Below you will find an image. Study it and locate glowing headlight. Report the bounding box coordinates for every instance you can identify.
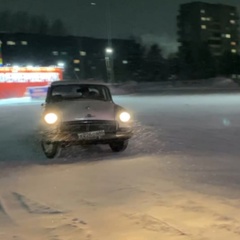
[119,112,131,122]
[44,113,58,124]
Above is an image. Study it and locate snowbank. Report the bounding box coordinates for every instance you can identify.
[109,77,240,95]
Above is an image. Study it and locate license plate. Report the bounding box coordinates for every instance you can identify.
[78,130,105,140]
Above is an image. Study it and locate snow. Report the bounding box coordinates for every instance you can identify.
[1,92,240,239]
[0,97,42,106]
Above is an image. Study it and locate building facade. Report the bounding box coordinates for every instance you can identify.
[0,33,136,81]
[177,2,239,57]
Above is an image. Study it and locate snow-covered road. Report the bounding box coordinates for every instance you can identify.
[1,93,240,240]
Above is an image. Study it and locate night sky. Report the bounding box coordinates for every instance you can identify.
[1,0,240,53]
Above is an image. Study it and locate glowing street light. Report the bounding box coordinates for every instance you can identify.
[105,47,113,54]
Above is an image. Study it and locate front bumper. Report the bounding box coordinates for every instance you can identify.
[40,120,133,143]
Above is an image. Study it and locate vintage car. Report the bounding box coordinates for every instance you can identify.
[40,81,133,158]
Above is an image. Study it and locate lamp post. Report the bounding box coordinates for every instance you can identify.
[90,1,114,82]
[105,47,114,83]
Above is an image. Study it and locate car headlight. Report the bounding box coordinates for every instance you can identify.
[44,113,58,125]
[119,112,131,123]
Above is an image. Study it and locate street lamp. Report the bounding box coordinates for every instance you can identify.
[105,47,114,83]
[105,47,113,54]
[88,0,114,82]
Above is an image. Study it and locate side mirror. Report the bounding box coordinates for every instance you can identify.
[41,103,45,107]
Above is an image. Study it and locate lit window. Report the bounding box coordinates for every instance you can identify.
[231,41,237,46]
[7,41,16,46]
[73,59,80,64]
[74,68,80,72]
[225,34,231,38]
[201,9,205,14]
[52,51,59,56]
[201,25,207,29]
[230,13,235,16]
[122,60,128,64]
[21,41,28,45]
[231,49,237,53]
[80,51,87,56]
[201,17,211,21]
[61,52,67,55]
[230,20,236,24]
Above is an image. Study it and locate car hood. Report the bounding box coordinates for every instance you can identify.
[49,100,116,122]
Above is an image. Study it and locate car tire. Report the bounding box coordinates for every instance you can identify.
[109,140,128,152]
[41,140,60,159]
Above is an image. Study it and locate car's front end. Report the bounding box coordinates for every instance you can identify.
[40,116,133,145]
[39,83,133,158]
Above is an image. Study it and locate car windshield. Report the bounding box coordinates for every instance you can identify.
[49,84,111,102]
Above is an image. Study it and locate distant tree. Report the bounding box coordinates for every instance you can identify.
[218,51,240,76]
[126,41,146,82]
[114,58,129,82]
[179,43,216,80]
[29,15,42,34]
[29,15,50,34]
[167,53,180,81]
[0,11,12,32]
[0,11,63,35]
[196,43,216,79]
[178,45,194,79]
[50,19,67,36]
[38,15,50,34]
[10,11,30,33]
[144,44,166,81]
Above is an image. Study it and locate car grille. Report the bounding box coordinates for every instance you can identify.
[60,120,118,133]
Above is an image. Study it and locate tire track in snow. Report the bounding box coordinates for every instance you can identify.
[1,192,92,240]
[0,198,13,226]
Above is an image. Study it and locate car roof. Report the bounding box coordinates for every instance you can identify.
[50,81,108,87]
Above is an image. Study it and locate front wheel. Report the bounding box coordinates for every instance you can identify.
[41,140,60,159]
[109,140,128,152]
